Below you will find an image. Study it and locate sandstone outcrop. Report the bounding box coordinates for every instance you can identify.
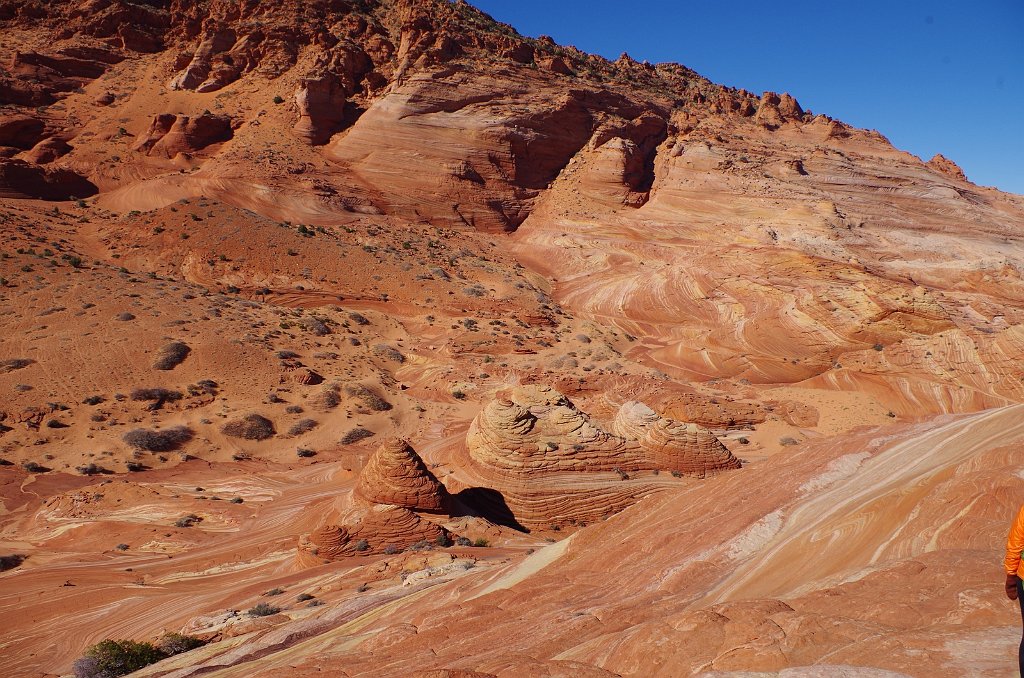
[134,113,233,158]
[355,438,450,513]
[927,153,967,181]
[457,385,738,527]
[298,439,451,564]
[0,159,96,200]
[23,137,72,164]
[467,385,736,478]
[0,115,45,149]
[297,503,447,565]
[293,76,348,145]
[611,401,741,475]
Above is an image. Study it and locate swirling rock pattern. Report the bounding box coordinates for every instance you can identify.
[459,385,738,527]
[467,385,736,478]
[297,504,447,565]
[611,401,741,476]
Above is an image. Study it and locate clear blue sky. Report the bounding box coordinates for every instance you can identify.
[471,1,1024,195]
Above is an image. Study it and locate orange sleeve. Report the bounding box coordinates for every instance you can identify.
[1005,504,1024,576]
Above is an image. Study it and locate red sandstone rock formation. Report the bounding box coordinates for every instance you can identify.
[134,113,233,158]
[355,438,451,513]
[298,439,451,564]
[927,153,968,181]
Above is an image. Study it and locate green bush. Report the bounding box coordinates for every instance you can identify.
[74,639,166,677]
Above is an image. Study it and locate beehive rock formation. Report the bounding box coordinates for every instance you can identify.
[298,439,451,565]
[355,438,450,513]
[455,385,739,527]
[467,385,737,478]
[611,401,741,476]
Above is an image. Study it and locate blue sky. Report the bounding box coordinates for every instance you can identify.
[471,1,1024,195]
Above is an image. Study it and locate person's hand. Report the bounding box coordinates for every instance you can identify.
[1007,573,1019,601]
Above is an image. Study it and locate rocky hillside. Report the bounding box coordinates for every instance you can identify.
[1,1,1023,676]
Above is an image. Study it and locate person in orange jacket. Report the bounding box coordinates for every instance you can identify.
[1006,504,1024,675]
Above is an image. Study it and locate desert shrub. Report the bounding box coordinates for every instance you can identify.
[130,387,182,410]
[455,536,472,547]
[472,538,490,548]
[0,554,25,570]
[287,418,318,436]
[272,95,284,104]
[296,448,316,458]
[451,389,466,400]
[276,350,299,359]
[264,587,284,596]
[115,543,129,551]
[353,539,369,552]
[382,544,401,555]
[247,602,280,617]
[156,633,206,656]
[348,311,369,326]
[285,404,304,414]
[123,426,193,451]
[296,593,315,602]
[779,437,800,446]
[47,418,67,428]
[314,387,341,411]
[152,342,191,370]
[409,540,432,551]
[372,344,404,363]
[435,533,452,547]
[339,427,374,445]
[0,358,34,373]
[230,497,243,504]
[221,414,275,440]
[345,384,391,412]
[114,312,135,321]
[74,639,166,678]
[174,514,201,528]
[22,461,49,473]
[125,461,145,472]
[82,394,104,405]
[300,316,330,336]
[76,463,106,476]
[873,343,884,351]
